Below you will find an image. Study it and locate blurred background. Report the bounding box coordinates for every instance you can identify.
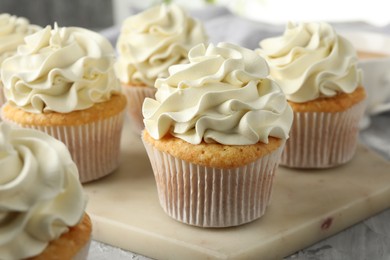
[1,0,390,31]
[0,0,113,30]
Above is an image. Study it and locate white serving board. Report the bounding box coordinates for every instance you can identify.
[83,119,390,259]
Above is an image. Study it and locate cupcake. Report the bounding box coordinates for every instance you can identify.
[142,43,293,227]
[115,3,208,133]
[0,122,91,259]
[1,24,126,183]
[257,22,366,168]
[0,13,40,107]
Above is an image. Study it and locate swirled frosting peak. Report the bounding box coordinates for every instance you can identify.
[115,3,208,86]
[0,122,86,259]
[257,22,361,103]
[143,43,293,145]
[1,23,121,113]
[0,13,40,65]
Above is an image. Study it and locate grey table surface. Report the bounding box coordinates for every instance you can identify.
[90,6,390,259]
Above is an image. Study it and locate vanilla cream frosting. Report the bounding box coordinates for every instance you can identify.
[0,122,86,259]
[0,13,40,65]
[143,43,293,145]
[257,22,361,103]
[115,4,208,86]
[1,24,121,113]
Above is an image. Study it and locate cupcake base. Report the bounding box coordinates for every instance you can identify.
[1,94,127,183]
[28,213,92,260]
[142,132,285,228]
[281,88,366,168]
[122,84,157,134]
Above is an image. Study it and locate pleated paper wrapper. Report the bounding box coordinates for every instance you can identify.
[2,111,125,183]
[122,85,156,134]
[142,137,286,228]
[281,100,366,168]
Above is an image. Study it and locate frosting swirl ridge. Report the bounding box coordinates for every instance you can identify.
[115,4,208,86]
[2,24,120,113]
[0,13,40,65]
[257,22,361,103]
[143,43,293,145]
[0,122,86,259]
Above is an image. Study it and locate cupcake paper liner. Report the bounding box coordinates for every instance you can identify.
[142,137,285,228]
[280,100,366,168]
[2,111,125,183]
[122,85,157,134]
